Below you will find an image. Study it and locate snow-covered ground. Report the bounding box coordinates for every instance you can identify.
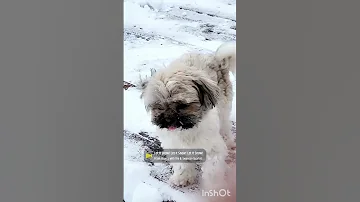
[124,0,236,201]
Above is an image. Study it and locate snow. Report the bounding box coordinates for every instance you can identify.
[124,0,236,201]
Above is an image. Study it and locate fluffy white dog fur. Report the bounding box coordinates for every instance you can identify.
[141,42,236,189]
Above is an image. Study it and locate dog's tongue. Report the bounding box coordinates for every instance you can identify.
[168,126,177,131]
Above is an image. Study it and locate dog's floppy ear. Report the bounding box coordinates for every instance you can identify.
[138,68,157,99]
[193,77,221,109]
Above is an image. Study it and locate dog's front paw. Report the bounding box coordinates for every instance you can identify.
[169,171,196,187]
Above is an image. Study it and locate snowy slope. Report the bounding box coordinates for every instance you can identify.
[124,0,236,201]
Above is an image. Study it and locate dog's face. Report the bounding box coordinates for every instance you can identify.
[142,66,220,130]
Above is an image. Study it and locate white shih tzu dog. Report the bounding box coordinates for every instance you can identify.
[141,42,236,188]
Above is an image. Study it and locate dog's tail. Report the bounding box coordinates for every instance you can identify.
[215,42,236,76]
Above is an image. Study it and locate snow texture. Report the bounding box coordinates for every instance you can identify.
[124,0,236,201]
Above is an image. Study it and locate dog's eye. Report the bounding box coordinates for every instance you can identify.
[156,106,165,111]
[151,104,165,111]
[177,104,188,110]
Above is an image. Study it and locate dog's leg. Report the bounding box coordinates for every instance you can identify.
[220,108,236,149]
[200,147,228,190]
[169,163,197,187]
